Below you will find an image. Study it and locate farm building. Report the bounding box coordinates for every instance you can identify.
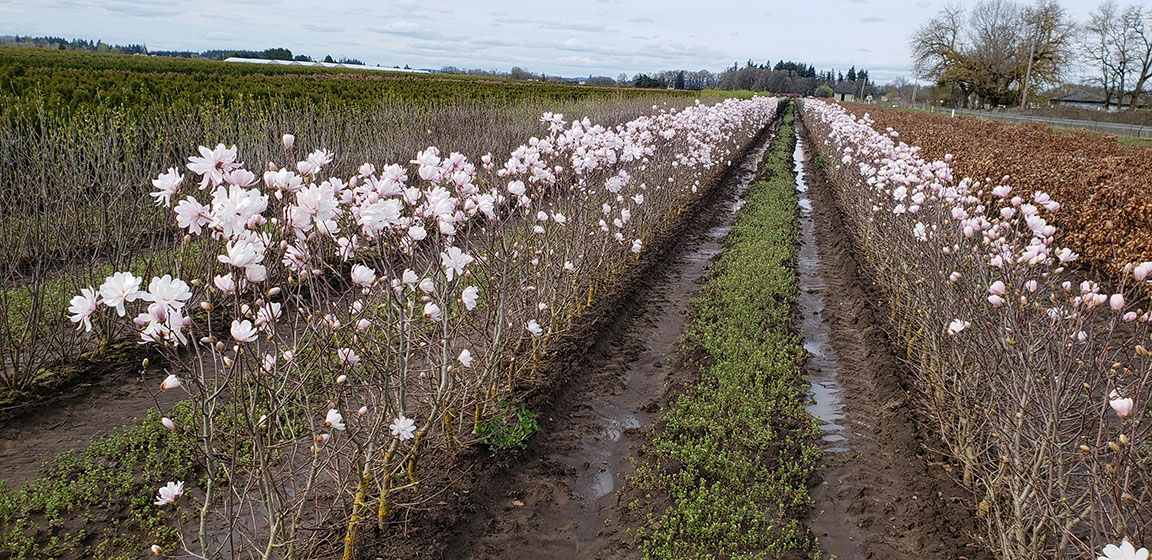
[1050,89,1148,111]
[833,82,857,102]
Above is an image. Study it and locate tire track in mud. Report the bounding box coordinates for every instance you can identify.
[446,123,779,560]
[796,114,991,560]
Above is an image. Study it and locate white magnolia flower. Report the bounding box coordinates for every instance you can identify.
[99,272,145,317]
[390,415,417,440]
[231,319,258,343]
[68,287,100,332]
[526,319,543,337]
[440,246,474,281]
[337,347,360,367]
[154,481,184,506]
[350,264,376,288]
[1099,540,1150,560]
[325,408,345,431]
[947,319,969,335]
[461,286,479,310]
[144,275,192,313]
[213,273,236,294]
[160,374,182,391]
[458,349,473,367]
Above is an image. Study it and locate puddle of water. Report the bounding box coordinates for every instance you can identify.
[793,121,864,557]
[794,126,851,449]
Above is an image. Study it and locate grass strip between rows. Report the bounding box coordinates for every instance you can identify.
[628,104,821,559]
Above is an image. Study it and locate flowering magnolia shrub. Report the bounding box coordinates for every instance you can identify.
[802,98,1152,558]
[67,97,779,557]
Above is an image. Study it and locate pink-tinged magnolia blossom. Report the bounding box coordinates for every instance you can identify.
[68,287,100,332]
[1099,540,1149,560]
[989,281,1006,296]
[458,348,473,367]
[390,415,417,440]
[255,302,281,331]
[161,417,176,431]
[423,302,442,321]
[461,286,479,310]
[325,409,345,431]
[174,196,211,235]
[187,144,239,188]
[1056,248,1079,263]
[988,295,1004,308]
[282,134,295,150]
[440,247,474,281]
[1135,262,1152,282]
[1111,294,1126,311]
[351,265,376,288]
[99,272,145,317]
[1110,391,1135,418]
[144,275,192,313]
[337,347,360,366]
[947,319,970,335]
[154,481,184,506]
[231,319,258,343]
[213,273,236,295]
[297,148,334,176]
[150,167,184,207]
[160,374,182,391]
[631,239,643,254]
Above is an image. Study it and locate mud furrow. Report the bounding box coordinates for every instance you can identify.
[448,124,777,560]
[797,115,990,560]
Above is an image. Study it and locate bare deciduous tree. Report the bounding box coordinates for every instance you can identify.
[911,1,1073,108]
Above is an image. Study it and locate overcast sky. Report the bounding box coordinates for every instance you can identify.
[0,0,1112,83]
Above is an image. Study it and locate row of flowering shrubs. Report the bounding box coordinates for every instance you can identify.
[65,97,779,557]
[846,104,1152,281]
[801,98,1151,559]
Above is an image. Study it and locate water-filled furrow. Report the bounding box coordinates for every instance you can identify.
[794,121,863,557]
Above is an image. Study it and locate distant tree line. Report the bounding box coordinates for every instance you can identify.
[716,60,876,96]
[0,35,147,54]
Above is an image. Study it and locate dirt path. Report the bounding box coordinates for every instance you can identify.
[445,124,777,560]
[0,354,180,487]
[796,117,991,560]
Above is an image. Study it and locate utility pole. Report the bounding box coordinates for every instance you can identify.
[1021,14,1038,109]
[912,66,920,106]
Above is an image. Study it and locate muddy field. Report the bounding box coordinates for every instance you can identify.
[366,111,991,559]
[0,103,995,560]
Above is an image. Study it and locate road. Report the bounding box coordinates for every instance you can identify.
[940,107,1152,139]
